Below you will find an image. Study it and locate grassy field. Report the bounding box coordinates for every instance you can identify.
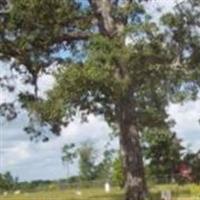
[0,184,200,200]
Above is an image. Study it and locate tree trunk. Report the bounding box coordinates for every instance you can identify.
[119,103,147,200]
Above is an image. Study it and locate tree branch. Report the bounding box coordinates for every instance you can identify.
[0,0,8,10]
[122,0,133,7]
[0,0,12,14]
[55,31,92,43]
[88,0,116,37]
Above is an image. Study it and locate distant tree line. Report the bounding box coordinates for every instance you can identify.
[0,172,18,191]
[62,131,200,188]
[114,129,200,186]
[62,141,115,182]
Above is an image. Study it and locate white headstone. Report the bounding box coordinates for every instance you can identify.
[161,190,172,200]
[76,190,82,196]
[14,190,21,195]
[104,182,111,193]
[3,192,8,196]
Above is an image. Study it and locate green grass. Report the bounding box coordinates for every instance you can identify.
[0,184,200,200]
[150,184,200,200]
[0,188,122,200]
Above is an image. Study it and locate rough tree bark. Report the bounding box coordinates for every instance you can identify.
[119,101,147,200]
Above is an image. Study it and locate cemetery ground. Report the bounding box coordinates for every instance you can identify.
[0,184,199,200]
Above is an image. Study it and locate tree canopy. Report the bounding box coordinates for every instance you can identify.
[143,128,184,182]
[0,0,199,136]
[0,1,199,200]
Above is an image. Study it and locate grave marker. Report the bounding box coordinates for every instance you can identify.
[161,190,172,200]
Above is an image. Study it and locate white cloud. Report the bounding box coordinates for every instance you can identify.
[167,99,200,152]
[0,111,113,180]
[37,73,55,98]
[2,143,30,166]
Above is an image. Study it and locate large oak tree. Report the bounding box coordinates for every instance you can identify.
[0,0,199,199]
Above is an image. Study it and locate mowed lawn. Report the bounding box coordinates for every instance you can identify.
[0,188,122,200]
[0,185,200,200]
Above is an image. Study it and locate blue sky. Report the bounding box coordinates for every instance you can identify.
[0,0,199,181]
